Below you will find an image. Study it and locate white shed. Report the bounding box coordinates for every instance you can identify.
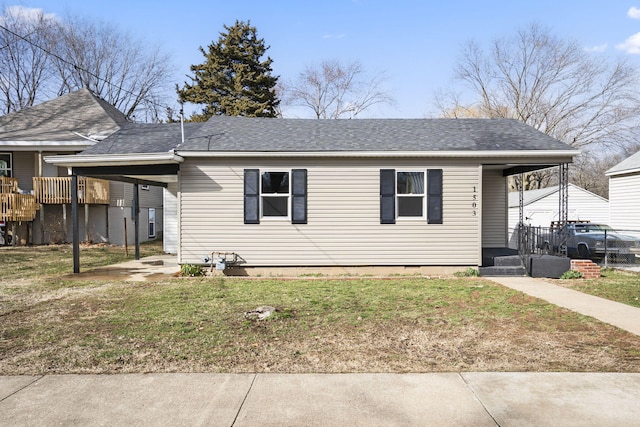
[508,183,609,236]
[606,151,640,233]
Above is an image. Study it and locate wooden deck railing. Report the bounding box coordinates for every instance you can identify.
[33,177,110,205]
[0,193,39,221]
[0,176,18,194]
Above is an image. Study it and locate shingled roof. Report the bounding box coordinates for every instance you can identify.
[81,122,201,155]
[606,151,640,177]
[0,88,128,144]
[175,116,575,153]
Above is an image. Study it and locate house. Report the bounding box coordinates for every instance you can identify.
[507,183,609,238]
[47,116,579,274]
[0,89,163,246]
[606,151,640,233]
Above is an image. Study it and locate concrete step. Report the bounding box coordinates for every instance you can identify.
[478,266,527,277]
[494,255,524,267]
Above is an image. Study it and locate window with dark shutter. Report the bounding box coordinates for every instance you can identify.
[380,169,395,224]
[291,169,307,224]
[244,169,260,224]
[427,169,443,224]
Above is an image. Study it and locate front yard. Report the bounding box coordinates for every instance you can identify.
[1,244,639,374]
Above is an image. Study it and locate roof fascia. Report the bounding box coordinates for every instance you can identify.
[44,152,184,167]
[176,149,580,159]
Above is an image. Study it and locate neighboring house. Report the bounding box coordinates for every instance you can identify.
[48,116,578,272]
[0,89,163,246]
[606,151,640,233]
[507,183,609,229]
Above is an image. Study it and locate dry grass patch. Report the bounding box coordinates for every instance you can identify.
[2,276,640,374]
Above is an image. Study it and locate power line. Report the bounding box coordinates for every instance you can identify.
[0,23,173,117]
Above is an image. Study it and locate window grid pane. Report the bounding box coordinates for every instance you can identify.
[396,171,425,218]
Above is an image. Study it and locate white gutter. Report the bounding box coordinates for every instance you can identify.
[176,149,580,159]
[44,152,184,167]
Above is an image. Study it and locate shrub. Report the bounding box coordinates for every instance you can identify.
[180,264,204,277]
[454,267,479,277]
[560,270,583,279]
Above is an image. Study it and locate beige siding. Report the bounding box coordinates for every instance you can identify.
[179,158,481,266]
[163,183,178,254]
[110,181,125,207]
[13,151,35,192]
[482,168,507,247]
[609,173,640,231]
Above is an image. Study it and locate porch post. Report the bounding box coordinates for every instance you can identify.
[133,182,140,260]
[71,171,80,273]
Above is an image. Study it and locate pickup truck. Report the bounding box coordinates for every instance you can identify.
[541,222,639,261]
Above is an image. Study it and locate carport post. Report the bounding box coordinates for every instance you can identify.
[71,171,80,273]
[134,182,140,260]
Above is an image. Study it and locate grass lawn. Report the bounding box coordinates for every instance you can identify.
[556,268,640,309]
[1,244,640,374]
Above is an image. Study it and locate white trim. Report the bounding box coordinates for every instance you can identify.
[606,166,640,177]
[260,169,291,220]
[44,152,184,166]
[396,170,426,220]
[177,150,580,159]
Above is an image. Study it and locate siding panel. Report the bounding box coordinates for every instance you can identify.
[179,159,481,266]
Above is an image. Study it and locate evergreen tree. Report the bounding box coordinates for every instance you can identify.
[177,20,279,120]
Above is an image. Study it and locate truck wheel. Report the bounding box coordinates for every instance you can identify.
[577,245,590,259]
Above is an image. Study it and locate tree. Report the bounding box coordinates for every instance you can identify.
[0,6,175,121]
[52,15,174,121]
[284,59,394,119]
[0,6,57,114]
[177,20,279,120]
[436,23,640,189]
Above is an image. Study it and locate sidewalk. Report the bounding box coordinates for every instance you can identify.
[2,372,640,426]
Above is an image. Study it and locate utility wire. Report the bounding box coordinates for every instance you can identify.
[0,23,173,115]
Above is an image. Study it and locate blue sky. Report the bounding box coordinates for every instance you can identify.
[14,1,640,118]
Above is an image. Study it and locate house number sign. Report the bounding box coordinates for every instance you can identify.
[472,186,478,216]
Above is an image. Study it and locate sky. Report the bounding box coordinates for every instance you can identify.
[9,0,640,118]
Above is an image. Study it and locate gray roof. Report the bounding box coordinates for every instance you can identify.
[606,151,640,176]
[0,88,128,142]
[177,116,575,152]
[507,183,606,208]
[81,122,201,155]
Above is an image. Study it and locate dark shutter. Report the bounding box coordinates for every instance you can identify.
[427,169,443,224]
[291,169,307,224]
[244,169,260,224]
[380,169,395,224]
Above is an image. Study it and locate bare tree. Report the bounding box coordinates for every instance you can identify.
[0,6,174,121]
[52,15,174,121]
[284,59,393,119]
[0,6,57,113]
[436,23,640,189]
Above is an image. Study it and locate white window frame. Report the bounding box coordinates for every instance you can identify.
[0,153,12,177]
[260,170,291,220]
[148,208,156,238]
[141,184,150,190]
[396,170,426,220]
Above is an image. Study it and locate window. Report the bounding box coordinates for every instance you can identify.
[244,169,307,224]
[0,153,12,177]
[261,171,289,217]
[380,169,442,224]
[148,208,156,238]
[141,185,150,191]
[396,171,425,217]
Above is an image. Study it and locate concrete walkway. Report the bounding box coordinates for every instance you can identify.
[488,276,640,336]
[2,372,640,426]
